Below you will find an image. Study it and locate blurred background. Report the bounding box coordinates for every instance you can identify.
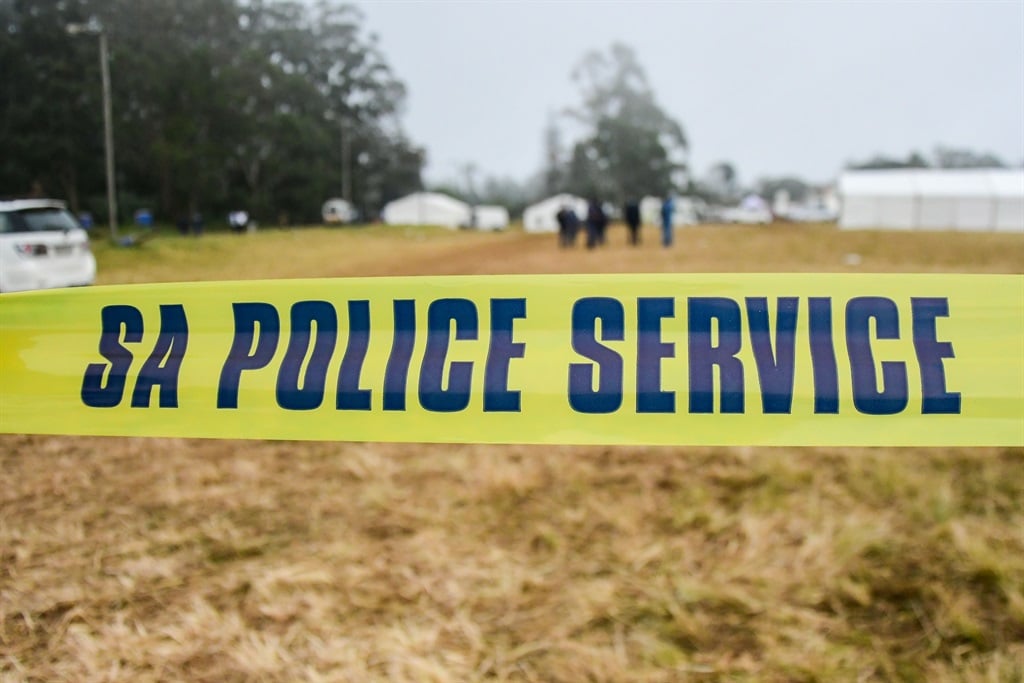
[2,0,1022,229]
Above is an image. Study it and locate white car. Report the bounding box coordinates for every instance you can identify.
[0,199,97,293]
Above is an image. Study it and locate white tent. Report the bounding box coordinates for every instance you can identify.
[522,194,587,233]
[917,172,995,231]
[991,170,1024,232]
[381,192,471,229]
[839,171,918,229]
[472,205,510,231]
[839,169,1024,232]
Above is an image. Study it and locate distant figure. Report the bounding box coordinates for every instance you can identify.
[660,196,675,247]
[191,211,204,236]
[585,199,606,250]
[557,205,581,247]
[556,205,571,247]
[563,206,580,246]
[624,199,641,245]
[176,214,189,235]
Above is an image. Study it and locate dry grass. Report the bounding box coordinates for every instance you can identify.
[90,221,1024,282]
[2,222,1023,681]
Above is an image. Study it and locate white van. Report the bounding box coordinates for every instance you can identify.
[0,199,97,293]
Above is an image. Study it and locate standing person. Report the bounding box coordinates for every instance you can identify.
[556,205,570,247]
[624,199,641,246]
[564,205,580,246]
[585,199,605,250]
[660,195,675,248]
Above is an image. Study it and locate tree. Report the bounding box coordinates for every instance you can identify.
[563,43,687,203]
[539,115,565,196]
[933,146,1006,169]
[476,175,532,217]
[847,151,930,170]
[757,176,809,203]
[848,146,1007,172]
[701,161,740,202]
[0,0,424,225]
[0,0,105,212]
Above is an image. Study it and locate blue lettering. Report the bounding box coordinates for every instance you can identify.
[484,298,526,412]
[568,297,624,413]
[846,297,908,415]
[131,304,188,408]
[746,297,798,414]
[81,305,144,408]
[336,300,372,410]
[808,297,839,414]
[276,301,336,410]
[217,303,280,409]
[383,300,416,411]
[688,297,744,413]
[912,297,960,414]
[419,298,478,412]
[636,297,675,413]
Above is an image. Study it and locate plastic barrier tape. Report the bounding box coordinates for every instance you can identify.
[1,274,1021,446]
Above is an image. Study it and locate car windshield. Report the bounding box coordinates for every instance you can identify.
[0,208,81,234]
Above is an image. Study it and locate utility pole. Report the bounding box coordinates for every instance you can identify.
[68,22,118,240]
[99,31,117,239]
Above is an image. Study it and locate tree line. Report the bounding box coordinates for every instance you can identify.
[1,0,424,225]
[432,43,691,217]
[14,0,1002,229]
[3,0,699,227]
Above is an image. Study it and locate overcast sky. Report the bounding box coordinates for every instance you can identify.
[357,1,1024,188]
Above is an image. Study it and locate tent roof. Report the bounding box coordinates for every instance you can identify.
[840,169,1024,198]
[839,171,919,196]
[387,191,470,211]
[525,194,586,212]
[916,170,998,197]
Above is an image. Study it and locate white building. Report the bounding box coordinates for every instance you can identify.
[522,194,588,233]
[838,169,1024,232]
[472,205,510,231]
[381,192,472,229]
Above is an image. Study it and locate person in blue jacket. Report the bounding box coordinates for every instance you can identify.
[660,195,675,247]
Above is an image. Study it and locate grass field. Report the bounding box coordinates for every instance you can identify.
[2,222,1023,681]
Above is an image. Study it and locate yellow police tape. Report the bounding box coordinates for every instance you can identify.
[1,274,1021,446]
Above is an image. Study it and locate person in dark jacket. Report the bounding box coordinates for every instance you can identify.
[564,206,580,247]
[556,206,570,247]
[585,199,606,249]
[624,199,641,245]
